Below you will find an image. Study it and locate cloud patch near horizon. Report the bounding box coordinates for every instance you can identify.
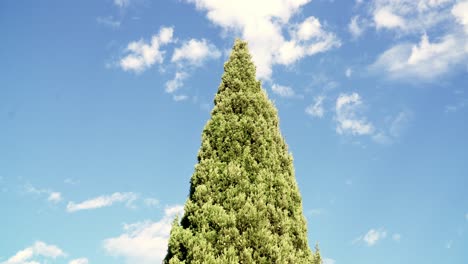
[0,241,66,264]
[103,205,184,264]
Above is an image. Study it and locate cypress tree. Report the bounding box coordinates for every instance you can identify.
[165,39,321,264]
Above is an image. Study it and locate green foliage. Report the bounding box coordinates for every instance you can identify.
[165,39,321,264]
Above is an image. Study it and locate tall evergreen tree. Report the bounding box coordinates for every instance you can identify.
[165,40,321,264]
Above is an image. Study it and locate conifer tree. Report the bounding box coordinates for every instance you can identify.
[165,39,321,264]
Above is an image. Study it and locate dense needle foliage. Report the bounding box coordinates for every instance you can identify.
[165,39,321,264]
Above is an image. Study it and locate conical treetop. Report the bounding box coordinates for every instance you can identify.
[165,39,320,264]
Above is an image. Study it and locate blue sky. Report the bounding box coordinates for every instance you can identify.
[1,0,467,263]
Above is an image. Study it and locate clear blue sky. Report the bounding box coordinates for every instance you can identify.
[1,1,467,264]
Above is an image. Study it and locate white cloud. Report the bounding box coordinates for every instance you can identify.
[345,67,352,77]
[305,95,325,118]
[69,258,89,264]
[103,205,184,264]
[389,110,412,137]
[120,27,174,73]
[392,233,402,242]
[465,212,468,221]
[172,95,189,102]
[1,241,66,264]
[24,184,62,204]
[368,0,454,34]
[452,1,468,33]
[354,228,387,246]
[356,0,468,82]
[323,258,336,264]
[271,84,295,97]
[165,71,188,94]
[277,17,341,66]
[172,39,221,65]
[373,7,406,30]
[335,93,374,136]
[67,192,138,213]
[47,192,62,203]
[371,33,466,80]
[364,229,387,246]
[184,0,339,79]
[349,16,365,38]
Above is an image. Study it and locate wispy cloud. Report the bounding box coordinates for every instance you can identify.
[103,205,184,264]
[446,240,453,249]
[0,241,66,264]
[271,83,296,98]
[348,16,366,39]
[24,184,62,204]
[144,198,160,207]
[165,71,188,94]
[69,258,89,264]
[345,68,352,78]
[353,228,387,246]
[306,95,325,118]
[323,258,336,264]
[97,16,121,29]
[67,192,138,213]
[114,0,130,8]
[370,33,467,81]
[392,233,401,242]
[356,0,468,82]
[335,93,374,136]
[445,98,467,113]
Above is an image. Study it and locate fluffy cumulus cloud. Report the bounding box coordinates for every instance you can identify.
[47,192,62,203]
[184,0,340,79]
[69,258,89,264]
[67,192,138,212]
[172,39,221,65]
[103,205,184,264]
[335,93,374,136]
[452,1,468,33]
[1,241,66,264]
[306,95,325,118]
[120,27,174,73]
